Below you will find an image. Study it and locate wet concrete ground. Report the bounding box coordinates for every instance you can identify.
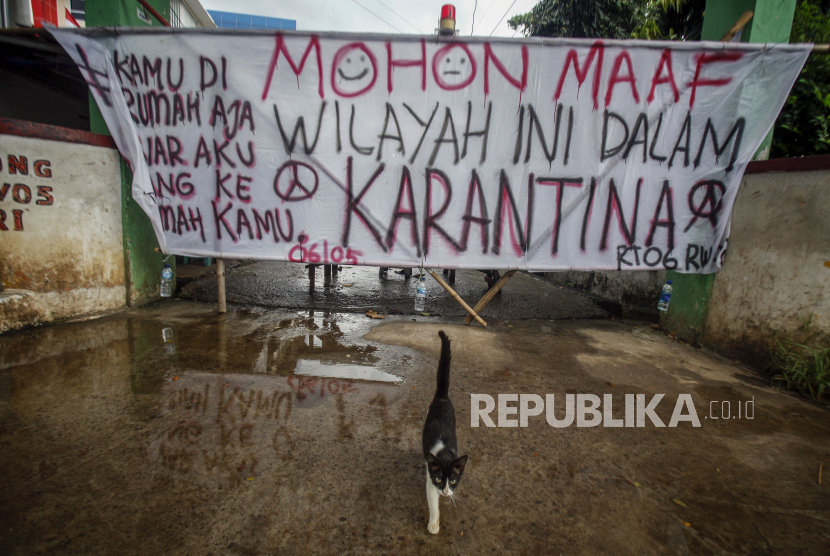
[178,262,612,320]
[1,300,829,555]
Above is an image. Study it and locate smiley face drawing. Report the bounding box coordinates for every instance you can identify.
[432,43,476,90]
[331,42,378,97]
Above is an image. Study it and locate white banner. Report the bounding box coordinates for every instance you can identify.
[52,29,810,272]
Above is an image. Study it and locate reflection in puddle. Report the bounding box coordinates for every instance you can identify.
[294,359,403,383]
[147,310,408,485]
[0,307,412,490]
[153,369,405,485]
[174,311,399,382]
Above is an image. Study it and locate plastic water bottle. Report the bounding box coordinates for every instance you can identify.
[657,280,673,311]
[162,327,176,354]
[160,264,173,297]
[414,275,427,312]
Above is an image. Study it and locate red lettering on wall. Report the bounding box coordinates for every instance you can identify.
[8,155,28,175]
[12,209,23,231]
[36,186,54,206]
[33,160,52,178]
[12,184,31,204]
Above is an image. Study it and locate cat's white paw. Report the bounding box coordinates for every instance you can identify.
[428,521,440,535]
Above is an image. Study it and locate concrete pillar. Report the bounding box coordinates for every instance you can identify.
[702,0,797,161]
[85,0,172,307]
[660,0,798,345]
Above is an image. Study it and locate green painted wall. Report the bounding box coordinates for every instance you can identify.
[85,0,170,28]
[700,0,758,41]
[701,0,795,44]
[86,0,173,306]
[660,272,716,345]
[701,0,797,159]
[662,0,797,344]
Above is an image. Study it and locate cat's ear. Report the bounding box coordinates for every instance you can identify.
[427,453,441,472]
[452,455,468,474]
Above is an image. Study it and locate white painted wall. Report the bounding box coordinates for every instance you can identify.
[0,134,124,333]
[703,169,830,361]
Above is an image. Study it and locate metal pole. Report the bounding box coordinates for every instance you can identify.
[136,0,170,26]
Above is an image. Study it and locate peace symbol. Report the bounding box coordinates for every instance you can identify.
[274,161,319,202]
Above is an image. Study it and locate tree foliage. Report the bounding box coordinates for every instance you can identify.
[507,0,704,41]
[507,0,640,39]
[630,0,705,41]
[771,0,830,158]
[509,0,830,158]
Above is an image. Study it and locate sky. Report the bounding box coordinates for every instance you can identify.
[200,0,540,38]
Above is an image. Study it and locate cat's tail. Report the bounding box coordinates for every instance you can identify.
[436,331,451,399]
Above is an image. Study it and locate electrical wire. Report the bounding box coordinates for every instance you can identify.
[471,0,477,35]
[349,0,406,33]
[472,0,498,34]
[370,0,423,33]
[489,0,518,37]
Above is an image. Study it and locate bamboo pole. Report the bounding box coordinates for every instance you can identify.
[428,270,487,327]
[217,258,226,313]
[464,270,517,324]
[721,10,754,42]
[716,10,830,53]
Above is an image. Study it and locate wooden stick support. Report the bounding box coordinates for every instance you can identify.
[428,270,487,327]
[464,269,517,325]
[217,258,226,313]
[721,11,753,42]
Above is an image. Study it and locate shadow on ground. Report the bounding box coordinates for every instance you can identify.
[177,261,614,321]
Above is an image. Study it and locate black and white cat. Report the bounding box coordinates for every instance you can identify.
[422,331,468,535]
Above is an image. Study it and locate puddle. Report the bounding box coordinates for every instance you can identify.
[0,305,412,489]
[166,311,393,380]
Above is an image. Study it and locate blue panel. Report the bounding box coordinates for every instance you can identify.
[206,11,295,30]
[237,14,252,28]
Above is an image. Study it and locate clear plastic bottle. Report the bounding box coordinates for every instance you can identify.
[162,327,176,354]
[657,280,673,311]
[414,275,427,312]
[160,264,173,298]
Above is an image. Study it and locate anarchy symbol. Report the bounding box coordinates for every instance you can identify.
[684,180,725,232]
[274,161,319,202]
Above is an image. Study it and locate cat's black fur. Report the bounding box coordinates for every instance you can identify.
[422,331,467,534]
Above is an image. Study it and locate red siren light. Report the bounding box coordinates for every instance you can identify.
[441,4,456,20]
[439,4,456,35]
